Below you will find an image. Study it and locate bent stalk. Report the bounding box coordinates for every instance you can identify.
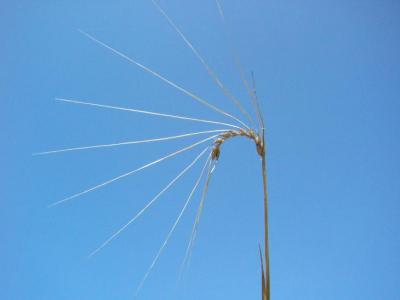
[209,127,270,299]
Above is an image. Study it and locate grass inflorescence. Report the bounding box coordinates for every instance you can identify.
[37,1,271,298]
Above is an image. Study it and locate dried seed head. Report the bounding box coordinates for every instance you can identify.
[255,134,265,157]
[211,128,264,161]
[211,138,224,160]
[211,146,221,160]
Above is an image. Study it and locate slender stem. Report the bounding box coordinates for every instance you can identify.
[261,133,270,300]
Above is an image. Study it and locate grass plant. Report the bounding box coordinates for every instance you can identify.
[38,1,271,298]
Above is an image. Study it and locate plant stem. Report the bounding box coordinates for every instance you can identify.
[261,132,270,300]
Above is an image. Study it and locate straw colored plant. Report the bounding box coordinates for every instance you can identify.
[37,1,271,299]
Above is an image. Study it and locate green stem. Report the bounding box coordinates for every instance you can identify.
[261,137,270,300]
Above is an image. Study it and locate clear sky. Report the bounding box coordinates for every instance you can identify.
[2,0,400,299]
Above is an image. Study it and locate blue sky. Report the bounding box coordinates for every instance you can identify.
[2,0,400,299]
